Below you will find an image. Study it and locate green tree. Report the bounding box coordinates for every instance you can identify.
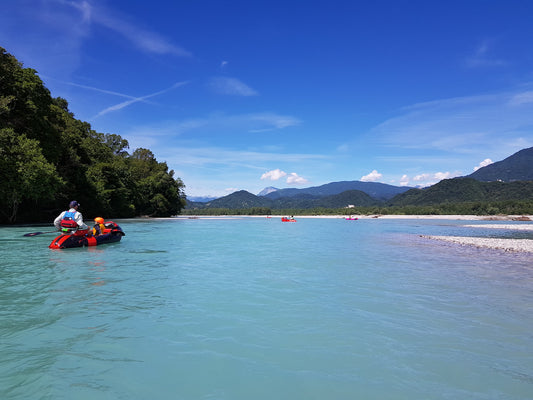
[128,148,186,216]
[0,128,62,222]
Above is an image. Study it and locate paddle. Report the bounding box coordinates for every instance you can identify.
[23,230,58,237]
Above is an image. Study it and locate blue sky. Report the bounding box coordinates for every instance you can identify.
[2,0,533,198]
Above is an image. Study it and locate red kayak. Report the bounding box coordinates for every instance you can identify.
[49,221,125,249]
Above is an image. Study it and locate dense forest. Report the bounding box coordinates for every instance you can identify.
[0,47,186,224]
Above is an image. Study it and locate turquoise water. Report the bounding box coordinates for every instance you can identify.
[1,217,532,399]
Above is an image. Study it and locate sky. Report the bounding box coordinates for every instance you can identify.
[2,0,533,198]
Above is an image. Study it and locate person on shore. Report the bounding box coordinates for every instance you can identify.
[92,217,106,236]
[54,200,89,235]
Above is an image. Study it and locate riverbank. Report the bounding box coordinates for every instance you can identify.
[179,214,532,221]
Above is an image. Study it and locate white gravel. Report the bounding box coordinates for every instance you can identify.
[422,235,533,253]
[463,224,533,231]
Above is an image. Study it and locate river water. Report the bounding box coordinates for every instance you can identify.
[1,217,532,399]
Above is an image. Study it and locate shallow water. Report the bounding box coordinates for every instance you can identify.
[1,217,532,399]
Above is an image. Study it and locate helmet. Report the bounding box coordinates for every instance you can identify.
[94,217,104,224]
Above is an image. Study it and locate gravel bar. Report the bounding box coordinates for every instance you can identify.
[422,235,533,253]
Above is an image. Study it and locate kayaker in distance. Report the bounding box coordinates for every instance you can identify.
[53,200,89,235]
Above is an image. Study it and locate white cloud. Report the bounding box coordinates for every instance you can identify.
[413,173,431,182]
[473,158,493,171]
[361,170,382,182]
[261,169,287,181]
[208,77,258,96]
[286,173,308,185]
[400,174,410,186]
[410,171,460,187]
[260,169,308,185]
[434,171,453,180]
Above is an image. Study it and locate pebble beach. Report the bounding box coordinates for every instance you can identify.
[421,221,533,253]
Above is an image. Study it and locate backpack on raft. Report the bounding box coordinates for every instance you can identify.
[60,212,78,233]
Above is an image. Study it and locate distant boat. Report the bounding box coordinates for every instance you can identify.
[345,217,358,220]
[281,217,296,222]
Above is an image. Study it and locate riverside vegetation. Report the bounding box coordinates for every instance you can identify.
[0,47,186,224]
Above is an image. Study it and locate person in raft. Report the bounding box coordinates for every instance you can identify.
[92,217,106,236]
[54,200,89,235]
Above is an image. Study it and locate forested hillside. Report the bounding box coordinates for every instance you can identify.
[467,146,533,182]
[0,47,186,224]
[388,178,533,206]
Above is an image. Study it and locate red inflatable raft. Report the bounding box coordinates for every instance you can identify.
[49,221,125,249]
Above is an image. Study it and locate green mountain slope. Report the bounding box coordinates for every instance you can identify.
[389,178,533,206]
[467,147,533,182]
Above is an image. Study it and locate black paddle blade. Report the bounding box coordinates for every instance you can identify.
[23,231,57,237]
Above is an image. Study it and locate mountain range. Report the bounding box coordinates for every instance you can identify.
[186,146,533,210]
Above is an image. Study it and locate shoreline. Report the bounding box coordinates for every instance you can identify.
[178,214,532,221]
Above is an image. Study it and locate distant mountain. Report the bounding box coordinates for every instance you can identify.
[186,188,380,210]
[187,196,219,203]
[186,147,533,211]
[263,180,411,201]
[467,146,533,182]
[201,190,272,209]
[388,178,533,206]
[257,186,278,196]
[314,190,378,208]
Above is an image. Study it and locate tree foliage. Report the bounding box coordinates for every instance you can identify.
[0,47,186,223]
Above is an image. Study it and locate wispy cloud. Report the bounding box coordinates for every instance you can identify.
[123,141,326,177]
[208,77,259,96]
[127,112,300,137]
[93,81,188,118]
[44,77,140,99]
[508,91,533,106]
[64,0,191,57]
[465,40,506,68]
[369,89,533,159]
